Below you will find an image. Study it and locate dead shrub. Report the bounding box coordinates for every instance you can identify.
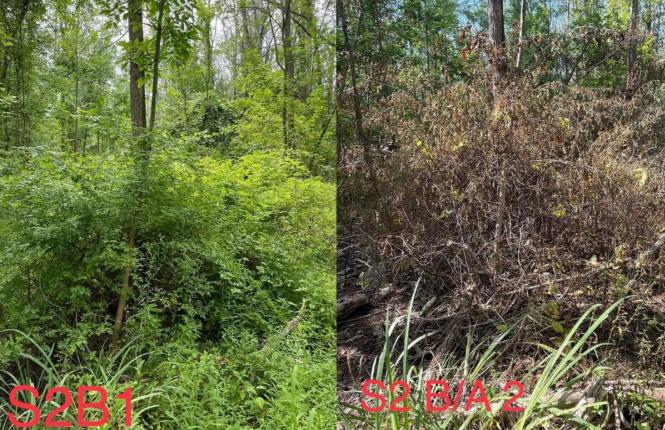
[338,68,665,372]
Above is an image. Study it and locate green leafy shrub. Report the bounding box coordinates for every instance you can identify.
[0,140,335,428]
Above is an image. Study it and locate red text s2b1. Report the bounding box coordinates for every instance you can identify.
[361,380,525,413]
[7,386,132,428]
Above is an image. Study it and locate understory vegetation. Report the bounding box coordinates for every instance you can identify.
[337,0,665,426]
[1,148,336,428]
[0,0,335,428]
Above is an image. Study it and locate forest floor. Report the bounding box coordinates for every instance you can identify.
[337,219,665,428]
[336,233,665,401]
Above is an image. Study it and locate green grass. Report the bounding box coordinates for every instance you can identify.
[339,292,638,430]
[1,329,335,429]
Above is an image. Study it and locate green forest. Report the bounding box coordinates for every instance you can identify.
[0,0,336,428]
[337,0,665,426]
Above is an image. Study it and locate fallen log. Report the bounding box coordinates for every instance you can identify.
[337,286,392,319]
[543,380,665,407]
[259,300,308,353]
[279,300,308,338]
[646,232,665,259]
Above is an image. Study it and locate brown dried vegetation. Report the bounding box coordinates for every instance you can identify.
[338,59,665,391]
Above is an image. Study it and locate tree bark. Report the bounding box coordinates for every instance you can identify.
[111,0,148,352]
[516,0,527,70]
[73,1,80,153]
[338,0,370,166]
[1,0,30,150]
[241,2,254,60]
[488,0,508,269]
[627,0,639,93]
[148,0,165,132]
[646,232,665,259]
[203,0,214,100]
[73,68,79,152]
[282,0,295,151]
[128,0,147,135]
[111,229,135,349]
[0,0,30,90]
[646,0,652,34]
[337,286,392,319]
[424,0,430,72]
[487,0,507,85]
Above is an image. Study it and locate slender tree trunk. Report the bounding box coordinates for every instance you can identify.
[282,0,295,151]
[4,108,10,150]
[14,54,20,147]
[0,54,10,91]
[627,0,639,93]
[646,0,652,34]
[148,0,165,132]
[370,0,383,52]
[111,229,134,349]
[74,74,79,152]
[487,0,508,273]
[128,0,147,134]
[111,0,147,351]
[59,93,65,150]
[241,2,254,61]
[82,129,88,156]
[516,0,527,70]
[204,0,214,100]
[424,0,430,72]
[487,0,507,86]
[73,4,80,153]
[0,0,30,90]
[338,0,370,166]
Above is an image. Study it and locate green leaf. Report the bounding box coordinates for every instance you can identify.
[552,321,564,334]
[254,397,265,410]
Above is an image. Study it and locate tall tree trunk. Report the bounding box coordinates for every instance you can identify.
[74,72,79,152]
[203,0,214,100]
[1,0,30,149]
[148,0,165,132]
[487,0,507,86]
[241,1,254,61]
[627,0,639,93]
[111,0,147,351]
[82,128,88,156]
[516,0,527,70]
[282,0,295,151]
[338,0,370,166]
[488,0,508,273]
[59,93,65,150]
[128,0,147,134]
[73,1,80,153]
[0,0,30,90]
[424,0,430,72]
[646,0,652,34]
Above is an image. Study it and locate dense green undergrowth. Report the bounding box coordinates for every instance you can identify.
[0,142,335,428]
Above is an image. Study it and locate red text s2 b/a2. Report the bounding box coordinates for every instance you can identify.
[361,380,525,413]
